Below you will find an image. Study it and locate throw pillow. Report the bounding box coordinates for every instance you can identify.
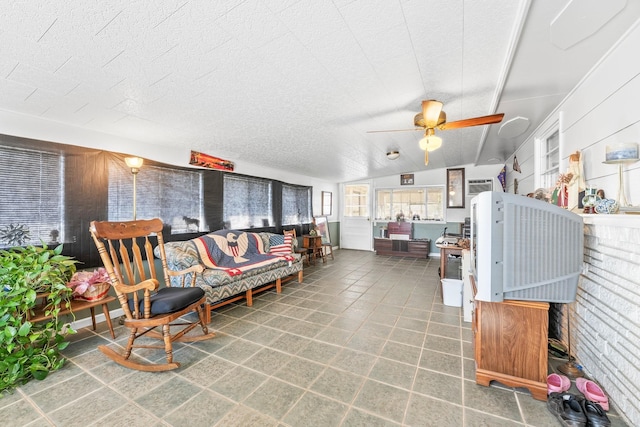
[269,234,292,256]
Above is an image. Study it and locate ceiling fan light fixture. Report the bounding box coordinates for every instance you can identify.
[419,134,442,152]
[422,100,444,126]
[386,151,400,160]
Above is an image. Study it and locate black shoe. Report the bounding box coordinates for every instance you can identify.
[547,392,587,427]
[581,399,611,427]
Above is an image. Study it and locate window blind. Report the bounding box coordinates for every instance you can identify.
[282,184,312,225]
[108,159,205,233]
[0,146,63,248]
[223,175,273,229]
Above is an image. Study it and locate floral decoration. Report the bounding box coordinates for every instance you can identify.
[67,268,110,295]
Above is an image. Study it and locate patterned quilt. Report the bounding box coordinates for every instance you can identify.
[193,230,294,276]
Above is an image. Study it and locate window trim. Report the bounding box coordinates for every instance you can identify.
[535,119,560,189]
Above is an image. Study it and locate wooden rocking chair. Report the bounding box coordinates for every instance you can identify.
[90,218,215,371]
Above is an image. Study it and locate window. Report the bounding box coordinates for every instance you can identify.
[375,186,445,222]
[426,187,445,220]
[108,159,205,233]
[537,128,560,189]
[282,184,312,225]
[344,184,369,217]
[0,146,64,248]
[223,175,273,229]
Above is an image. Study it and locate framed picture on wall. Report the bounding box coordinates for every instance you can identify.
[321,191,332,216]
[447,168,465,208]
[400,174,414,185]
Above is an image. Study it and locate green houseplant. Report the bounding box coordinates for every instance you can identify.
[0,243,77,396]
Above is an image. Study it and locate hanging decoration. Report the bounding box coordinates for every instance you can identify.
[189,150,234,171]
[513,155,521,173]
[497,165,506,192]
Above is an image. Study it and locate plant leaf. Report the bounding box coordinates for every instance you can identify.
[17,322,32,337]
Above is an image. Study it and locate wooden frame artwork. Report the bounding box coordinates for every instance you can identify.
[314,216,331,244]
[446,168,465,208]
[321,191,332,216]
[189,150,234,171]
[400,173,414,185]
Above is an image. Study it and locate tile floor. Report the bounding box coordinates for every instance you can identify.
[1,250,628,426]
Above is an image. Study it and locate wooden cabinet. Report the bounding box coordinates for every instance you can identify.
[408,240,429,255]
[303,235,325,265]
[473,298,549,401]
[373,238,430,258]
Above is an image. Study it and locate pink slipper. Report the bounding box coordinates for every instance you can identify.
[576,378,609,411]
[547,373,571,394]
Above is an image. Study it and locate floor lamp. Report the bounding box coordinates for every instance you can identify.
[124,157,143,220]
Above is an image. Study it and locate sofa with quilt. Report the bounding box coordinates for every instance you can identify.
[159,229,303,323]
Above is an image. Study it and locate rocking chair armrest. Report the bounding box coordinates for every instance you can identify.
[167,264,204,277]
[114,278,159,294]
[166,264,204,288]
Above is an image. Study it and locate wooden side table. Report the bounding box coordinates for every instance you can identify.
[29,292,117,339]
[436,244,462,280]
[303,235,325,265]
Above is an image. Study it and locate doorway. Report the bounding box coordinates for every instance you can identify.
[340,182,372,251]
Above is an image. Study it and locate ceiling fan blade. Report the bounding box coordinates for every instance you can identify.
[367,128,423,133]
[438,113,505,130]
[422,100,444,128]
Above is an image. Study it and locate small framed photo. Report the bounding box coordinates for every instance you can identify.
[400,174,414,185]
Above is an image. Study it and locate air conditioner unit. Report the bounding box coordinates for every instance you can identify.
[467,179,493,196]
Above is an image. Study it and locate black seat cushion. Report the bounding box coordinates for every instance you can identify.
[128,286,204,316]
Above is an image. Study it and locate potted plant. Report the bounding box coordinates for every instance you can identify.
[0,243,77,396]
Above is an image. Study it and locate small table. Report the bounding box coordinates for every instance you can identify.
[29,292,117,339]
[303,235,325,265]
[436,244,463,280]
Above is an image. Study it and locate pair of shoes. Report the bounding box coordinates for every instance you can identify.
[547,393,611,427]
[548,373,571,394]
[547,392,587,426]
[576,378,609,411]
[581,399,611,427]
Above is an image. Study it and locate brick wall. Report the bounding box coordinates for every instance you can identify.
[566,215,640,425]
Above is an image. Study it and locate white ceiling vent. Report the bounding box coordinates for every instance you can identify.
[468,179,494,196]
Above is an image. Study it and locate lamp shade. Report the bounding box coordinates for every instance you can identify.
[386,151,400,160]
[125,157,144,169]
[419,135,442,151]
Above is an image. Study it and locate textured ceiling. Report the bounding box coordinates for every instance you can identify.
[1,1,639,182]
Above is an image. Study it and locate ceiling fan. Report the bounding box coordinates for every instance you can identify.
[368,100,504,165]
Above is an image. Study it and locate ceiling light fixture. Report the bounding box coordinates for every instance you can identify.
[418,129,442,152]
[418,129,443,166]
[386,151,400,160]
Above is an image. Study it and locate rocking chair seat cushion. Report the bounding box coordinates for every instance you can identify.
[128,286,205,316]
